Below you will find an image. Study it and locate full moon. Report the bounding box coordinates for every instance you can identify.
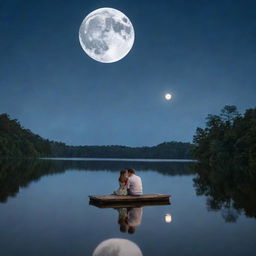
[79,8,135,63]
[93,238,143,256]
[165,93,172,100]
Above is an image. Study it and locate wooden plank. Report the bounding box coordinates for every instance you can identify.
[89,194,171,204]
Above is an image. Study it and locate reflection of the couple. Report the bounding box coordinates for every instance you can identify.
[117,207,143,234]
[90,200,170,233]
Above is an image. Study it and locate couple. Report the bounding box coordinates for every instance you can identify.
[117,207,143,234]
[113,168,143,196]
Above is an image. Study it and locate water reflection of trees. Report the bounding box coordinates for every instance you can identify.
[0,159,194,203]
[193,162,256,222]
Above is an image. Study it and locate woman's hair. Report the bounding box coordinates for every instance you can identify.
[119,169,128,183]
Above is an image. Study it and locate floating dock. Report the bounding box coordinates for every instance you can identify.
[89,194,171,207]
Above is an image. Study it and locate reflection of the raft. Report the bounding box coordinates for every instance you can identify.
[90,200,170,234]
[90,200,170,209]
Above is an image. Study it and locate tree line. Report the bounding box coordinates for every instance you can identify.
[0,114,51,157]
[0,113,193,159]
[192,105,256,172]
[192,105,256,221]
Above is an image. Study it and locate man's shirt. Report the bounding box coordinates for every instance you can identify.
[128,174,143,195]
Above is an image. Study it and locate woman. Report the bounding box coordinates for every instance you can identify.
[117,207,128,233]
[113,169,128,196]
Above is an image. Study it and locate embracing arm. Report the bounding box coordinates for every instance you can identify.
[126,179,130,189]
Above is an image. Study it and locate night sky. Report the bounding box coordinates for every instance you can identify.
[0,0,255,146]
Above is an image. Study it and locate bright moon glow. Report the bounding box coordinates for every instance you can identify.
[93,238,143,256]
[165,93,172,100]
[79,8,135,63]
[165,214,172,223]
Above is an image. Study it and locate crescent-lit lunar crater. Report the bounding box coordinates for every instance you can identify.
[79,8,135,63]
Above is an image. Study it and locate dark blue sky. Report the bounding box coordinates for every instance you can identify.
[0,0,255,146]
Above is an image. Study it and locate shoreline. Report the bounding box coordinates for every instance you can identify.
[40,157,197,162]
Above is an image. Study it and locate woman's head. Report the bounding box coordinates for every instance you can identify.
[120,169,127,175]
[118,216,128,233]
[119,169,128,183]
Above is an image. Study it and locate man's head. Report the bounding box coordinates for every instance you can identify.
[128,226,135,234]
[128,168,135,177]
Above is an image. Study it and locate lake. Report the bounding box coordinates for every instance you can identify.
[0,159,255,256]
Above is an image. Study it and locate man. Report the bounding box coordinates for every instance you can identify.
[127,168,143,195]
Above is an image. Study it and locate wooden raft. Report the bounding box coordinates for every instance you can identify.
[89,194,171,206]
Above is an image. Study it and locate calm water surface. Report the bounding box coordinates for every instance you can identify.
[0,159,255,256]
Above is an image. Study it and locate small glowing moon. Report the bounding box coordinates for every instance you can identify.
[165,214,172,223]
[79,8,135,63]
[93,238,143,256]
[165,93,172,100]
